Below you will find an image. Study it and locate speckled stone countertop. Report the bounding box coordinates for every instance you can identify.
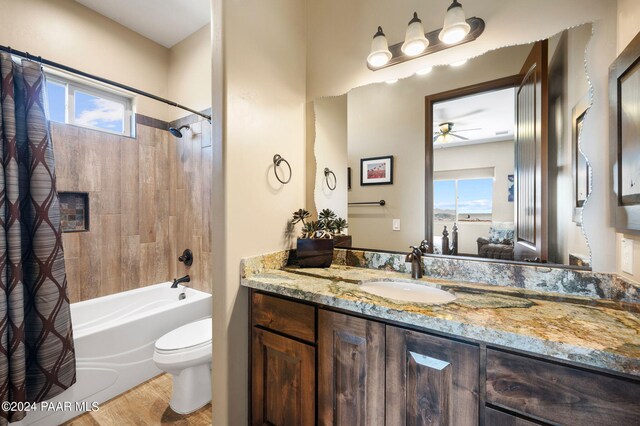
[241,251,640,378]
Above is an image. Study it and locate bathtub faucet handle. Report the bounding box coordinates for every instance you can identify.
[171,275,191,288]
[178,249,193,267]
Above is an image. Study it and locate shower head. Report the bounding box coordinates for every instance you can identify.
[168,124,190,138]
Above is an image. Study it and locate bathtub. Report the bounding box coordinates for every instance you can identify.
[19,283,212,426]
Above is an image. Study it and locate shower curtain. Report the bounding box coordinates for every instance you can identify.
[0,53,75,424]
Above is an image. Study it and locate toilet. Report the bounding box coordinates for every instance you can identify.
[153,318,212,414]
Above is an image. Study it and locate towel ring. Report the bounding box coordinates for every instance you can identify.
[324,168,337,191]
[273,154,292,184]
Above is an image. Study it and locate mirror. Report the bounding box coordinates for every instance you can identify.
[313,24,592,268]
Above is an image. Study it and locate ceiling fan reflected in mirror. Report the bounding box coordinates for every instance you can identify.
[433,122,481,143]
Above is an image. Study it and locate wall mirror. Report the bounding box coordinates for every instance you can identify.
[313,23,593,269]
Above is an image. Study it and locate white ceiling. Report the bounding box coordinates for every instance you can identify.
[433,87,515,148]
[76,0,210,48]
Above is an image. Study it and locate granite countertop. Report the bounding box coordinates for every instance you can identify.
[241,253,640,378]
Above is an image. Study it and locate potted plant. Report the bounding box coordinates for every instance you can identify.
[318,209,351,248]
[291,209,334,267]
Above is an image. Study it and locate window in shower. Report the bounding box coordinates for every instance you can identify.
[45,73,134,137]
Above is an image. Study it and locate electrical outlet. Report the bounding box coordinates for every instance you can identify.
[621,238,634,275]
[392,219,401,231]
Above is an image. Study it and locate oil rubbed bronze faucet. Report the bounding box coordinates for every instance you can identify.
[405,246,423,279]
[171,275,191,288]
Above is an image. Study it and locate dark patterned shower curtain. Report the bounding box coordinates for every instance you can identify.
[0,53,75,424]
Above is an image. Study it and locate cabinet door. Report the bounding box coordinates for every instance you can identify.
[252,327,315,426]
[318,309,385,426]
[386,326,480,426]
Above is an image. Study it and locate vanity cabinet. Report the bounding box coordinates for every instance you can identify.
[484,408,539,425]
[486,349,640,425]
[317,310,479,426]
[318,310,385,426]
[386,326,479,425]
[249,290,640,426]
[251,328,315,426]
[251,292,316,426]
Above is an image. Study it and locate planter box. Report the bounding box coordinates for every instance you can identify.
[333,235,352,248]
[296,238,333,268]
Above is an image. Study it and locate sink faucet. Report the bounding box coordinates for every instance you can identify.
[405,246,423,279]
[171,275,191,288]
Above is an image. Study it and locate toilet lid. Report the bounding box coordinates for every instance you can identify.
[155,318,212,352]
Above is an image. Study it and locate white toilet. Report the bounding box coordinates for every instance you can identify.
[153,318,212,414]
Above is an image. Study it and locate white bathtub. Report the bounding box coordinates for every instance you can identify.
[19,283,212,426]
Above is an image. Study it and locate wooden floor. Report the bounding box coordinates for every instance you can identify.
[62,374,212,426]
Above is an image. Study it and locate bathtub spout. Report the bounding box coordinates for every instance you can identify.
[172,275,191,288]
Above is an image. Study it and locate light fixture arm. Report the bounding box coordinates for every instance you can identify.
[448,0,463,11]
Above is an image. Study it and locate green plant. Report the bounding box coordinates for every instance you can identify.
[301,220,328,239]
[291,209,311,226]
[333,218,348,234]
[292,208,348,239]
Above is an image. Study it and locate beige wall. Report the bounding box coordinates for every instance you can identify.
[54,118,213,301]
[617,0,640,52]
[0,0,211,121]
[307,0,618,272]
[341,45,527,252]
[616,0,640,282]
[314,96,348,219]
[211,0,307,424]
[168,24,212,120]
[0,0,170,119]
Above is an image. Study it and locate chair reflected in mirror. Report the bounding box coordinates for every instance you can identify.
[476,222,515,260]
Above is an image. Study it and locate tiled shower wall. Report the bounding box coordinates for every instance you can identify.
[53,117,213,302]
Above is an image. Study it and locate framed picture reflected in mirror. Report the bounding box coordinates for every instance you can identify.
[360,155,393,186]
[610,30,640,232]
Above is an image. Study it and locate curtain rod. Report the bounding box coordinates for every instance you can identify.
[0,44,212,122]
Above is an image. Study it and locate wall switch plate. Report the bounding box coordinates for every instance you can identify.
[621,238,634,275]
[393,219,401,231]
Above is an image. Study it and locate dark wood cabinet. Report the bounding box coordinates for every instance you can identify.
[318,309,385,426]
[251,327,315,426]
[484,407,540,425]
[249,290,640,426]
[252,292,316,343]
[386,326,479,426]
[486,349,640,426]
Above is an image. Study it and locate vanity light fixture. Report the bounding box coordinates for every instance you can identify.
[367,26,392,68]
[415,66,434,75]
[439,0,471,44]
[401,13,429,56]
[366,3,483,71]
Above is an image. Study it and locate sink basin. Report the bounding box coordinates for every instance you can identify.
[359,281,456,305]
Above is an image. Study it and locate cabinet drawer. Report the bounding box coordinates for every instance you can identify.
[486,349,640,425]
[252,292,316,342]
[484,407,540,425]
